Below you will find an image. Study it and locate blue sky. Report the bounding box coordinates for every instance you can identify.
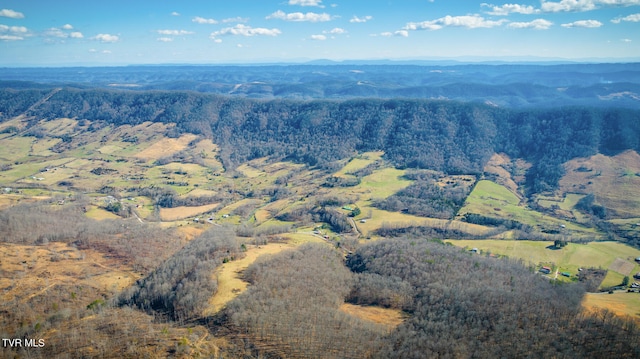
[0,0,639,66]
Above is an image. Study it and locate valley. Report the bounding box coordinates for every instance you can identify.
[2,68,640,358]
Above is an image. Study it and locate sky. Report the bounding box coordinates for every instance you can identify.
[0,0,639,66]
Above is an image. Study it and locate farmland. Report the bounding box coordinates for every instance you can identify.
[2,80,640,357]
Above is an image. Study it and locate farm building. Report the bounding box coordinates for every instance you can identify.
[634,272,640,280]
[539,266,552,274]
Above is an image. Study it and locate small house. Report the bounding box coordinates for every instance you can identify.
[540,266,552,274]
[634,272,640,280]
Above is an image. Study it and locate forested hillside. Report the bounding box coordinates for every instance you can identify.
[1,87,639,193]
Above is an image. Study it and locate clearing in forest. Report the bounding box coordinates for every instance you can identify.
[339,303,407,331]
[204,242,297,315]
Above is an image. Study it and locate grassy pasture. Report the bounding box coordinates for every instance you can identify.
[560,150,640,219]
[334,151,384,178]
[2,158,71,184]
[459,180,597,236]
[84,206,121,220]
[447,239,640,286]
[357,167,411,199]
[582,292,640,318]
[30,137,62,156]
[0,242,140,303]
[204,241,313,315]
[354,207,494,238]
[37,118,77,136]
[159,203,220,221]
[339,303,407,331]
[0,136,33,162]
[236,163,265,178]
[134,133,198,160]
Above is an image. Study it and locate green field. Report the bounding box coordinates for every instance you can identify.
[447,239,640,285]
[459,180,598,236]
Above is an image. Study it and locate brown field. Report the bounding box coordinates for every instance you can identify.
[355,207,494,238]
[483,153,521,196]
[236,163,266,178]
[84,206,121,220]
[560,150,640,218]
[608,258,636,276]
[176,225,206,241]
[339,303,407,330]
[0,242,139,303]
[159,202,220,221]
[254,209,272,223]
[204,242,298,315]
[134,133,198,160]
[184,188,218,197]
[582,292,640,319]
[37,118,78,136]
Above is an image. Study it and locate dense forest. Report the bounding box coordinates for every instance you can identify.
[347,239,640,358]
[2,87,639,194]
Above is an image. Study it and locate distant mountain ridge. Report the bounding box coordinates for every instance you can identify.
[1,63,639,108]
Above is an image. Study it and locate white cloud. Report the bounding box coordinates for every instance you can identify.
[62,24,73,30]
[89,48,97,53]
[171,11,180,16]
[157,37,173,42]
[70,32,83,38]
[541,0,597,12]
[266,10,332,22]
[310,34,327,40]
[289,0,324,6]
[93,33,119,43]
[561,19,603,27]
[612,13,640,23]
[222,17,249,23]
[508,18,553,29]
[0,9,24,19]
[350,15,372,23]
[44,27,67,38]
[404,15,508,31]
[326,27,346,34]
[0,25,26,33]
[157,29,194,36]
[213,38,222,43]
[622,38,632,42]
[210,24,281,41]
[102,50,111,54]
[379,30,409,37]
[193,16,218,24]
[481,3,540,15]
[540,0,640,12]
[0,34,22,41]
